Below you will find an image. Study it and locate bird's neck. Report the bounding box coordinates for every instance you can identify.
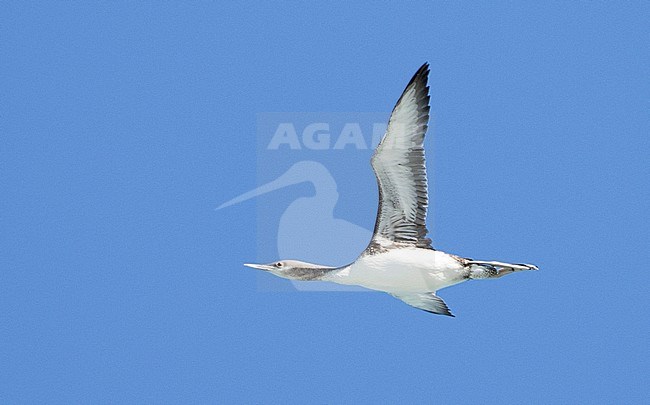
[286,264,349,281]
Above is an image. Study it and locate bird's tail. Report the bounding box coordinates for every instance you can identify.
[466,260,538,279]
[467,260,538,271]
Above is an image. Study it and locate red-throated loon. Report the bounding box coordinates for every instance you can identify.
[244,63,538,316]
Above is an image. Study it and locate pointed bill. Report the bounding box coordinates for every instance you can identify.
[243,263,273,271]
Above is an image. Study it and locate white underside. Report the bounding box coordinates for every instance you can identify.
[324,248,468,294]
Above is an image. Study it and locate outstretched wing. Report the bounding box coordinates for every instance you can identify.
[370,63,432,249]
[392,292,454,317]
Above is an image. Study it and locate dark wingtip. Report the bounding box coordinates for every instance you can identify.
[423,308,454,317]
[406,62,430,89]
[390,62,430,117]
[443,308,455,317]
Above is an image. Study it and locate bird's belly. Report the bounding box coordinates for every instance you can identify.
[335,249,467,293]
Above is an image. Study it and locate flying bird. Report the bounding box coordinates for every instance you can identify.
[244,63,538,316]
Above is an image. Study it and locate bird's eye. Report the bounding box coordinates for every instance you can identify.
[275,262,283,268]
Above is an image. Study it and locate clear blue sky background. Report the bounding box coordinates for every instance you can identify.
[2,2,649,403]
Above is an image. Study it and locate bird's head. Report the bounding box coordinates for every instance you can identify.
[244,260,334,281]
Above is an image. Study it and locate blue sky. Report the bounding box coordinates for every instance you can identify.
[2,1,649,403]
